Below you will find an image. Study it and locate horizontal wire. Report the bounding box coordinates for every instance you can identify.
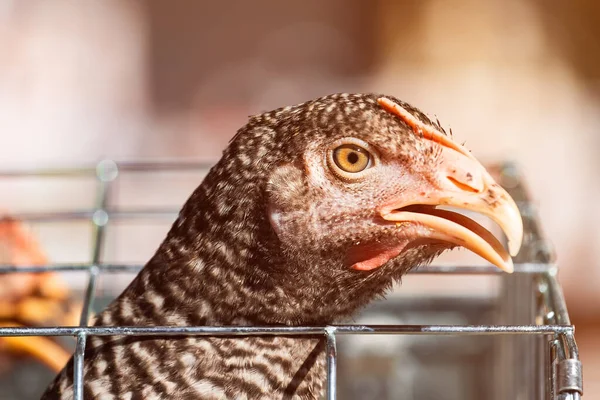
[0,263,556,275]
[0,264,141,273]
[1,209,179,222]
[0,324,575,337]
[0,160,214,177]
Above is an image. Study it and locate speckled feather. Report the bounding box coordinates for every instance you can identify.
[42,93,453,400]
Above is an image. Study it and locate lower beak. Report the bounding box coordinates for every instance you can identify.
[377,98,523,273]
[381,204,519,273]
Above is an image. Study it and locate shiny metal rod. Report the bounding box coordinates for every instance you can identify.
[0,324,575,337]
[325,327,338,400]
[0,262,556,275]
[1,209,178,223]
[73,169,113,400]
[73,333,87,400]
[0,264,143,274]
[0,160,213,177]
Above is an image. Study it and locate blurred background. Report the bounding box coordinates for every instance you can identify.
[0,0,598,398]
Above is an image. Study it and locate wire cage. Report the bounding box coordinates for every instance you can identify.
[0,160,584,400]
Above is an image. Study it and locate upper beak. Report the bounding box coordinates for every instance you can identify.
[377,98,523,273]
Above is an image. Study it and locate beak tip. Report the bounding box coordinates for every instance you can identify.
[504,257,514,273]
[495,256,514,273]
[508,240,521,257]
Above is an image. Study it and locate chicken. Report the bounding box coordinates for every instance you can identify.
[42,93,523,399]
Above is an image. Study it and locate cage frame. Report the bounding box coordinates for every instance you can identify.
[0,161,584,400]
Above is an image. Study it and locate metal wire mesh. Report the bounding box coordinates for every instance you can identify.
[0,161,584,400]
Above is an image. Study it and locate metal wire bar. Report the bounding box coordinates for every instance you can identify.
[545,271,573,327]
[559,392,581,400]
[0,324,576,337]
[0,264,143,274]
[541,301,583,398]
[411,263,556,274]
[72,174,112,400]
[0,161,583,400]
[73,333,87,400]
[550,337,583,400]
[325,327,338,400]
[540,275,579,354]
[537,272,583,398]
[0,262,556,275]
[95,160,213,172]
[1,209,179,223]
[0,159,213,177]
[495,163,572,400]
[78,266,100,326]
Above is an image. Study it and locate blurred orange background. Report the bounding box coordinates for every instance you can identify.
[0,0,598,397]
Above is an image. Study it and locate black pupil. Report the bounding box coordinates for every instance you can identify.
[347,151,359,164]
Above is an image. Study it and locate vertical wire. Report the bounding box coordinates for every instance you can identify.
[73,333,87,400]
[73,161,115,400]
[325,327,338,400]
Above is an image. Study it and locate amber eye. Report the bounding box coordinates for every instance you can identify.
[332,144,372,173]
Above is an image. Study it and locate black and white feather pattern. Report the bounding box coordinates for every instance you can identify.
[42,93,452,400]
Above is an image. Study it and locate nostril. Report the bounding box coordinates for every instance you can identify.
[447,176,479,193]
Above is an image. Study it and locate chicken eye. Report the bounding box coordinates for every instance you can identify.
[332,144,372,173]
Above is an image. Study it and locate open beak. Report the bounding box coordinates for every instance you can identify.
[377,98,523,273]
